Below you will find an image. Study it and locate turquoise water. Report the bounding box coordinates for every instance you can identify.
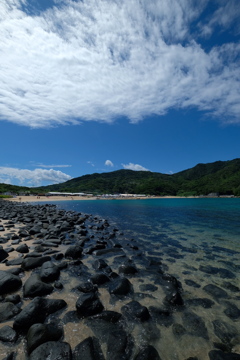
[35,198,240,359]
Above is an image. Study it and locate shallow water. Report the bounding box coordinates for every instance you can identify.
[45,198,240,359]
[1,198,240,359]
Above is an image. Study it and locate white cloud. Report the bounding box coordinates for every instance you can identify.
[105,160,114,167]
[0,0,239,127]
[0,167,72,186]
[87,161,95,167]
[122,163,149,171]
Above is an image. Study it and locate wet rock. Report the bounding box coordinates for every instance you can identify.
[139,284,158,292]
[90,273,110,285]
[121,300,150,322]
[185,298,215,309]
[5,294,21,304]
[6,257,23,266]
[106,330,133,360]
[182,311,209,340]
[222,282,240,293]
[149,307,174,327]
[0,248,9,262]
[212,319,238,345]
[23,274,53,298]
[184,279,201,288]
[76,282,97,293]
[54,281,63,290]
[119,264,138,275]
[21,256,51,270]
[73,336,105,360]
[164,290,184,307]
[16,243,29,253]
[40,261,60,282]
[199,265,235,279]
[65,245,83,259]
[203,284,228,300]
[0,302,21,322]
[0,325,17,342]
[134,345,161,360]
[0,270,22,295]
[13,297,67,333]
[27,322,63,354]
[76,292,104,317]
[109,277,132,296]
[209,350,240,359]
[224,301,240,320]
[92,259,108,270]
[29,341,72,360]
[2,352,16,360]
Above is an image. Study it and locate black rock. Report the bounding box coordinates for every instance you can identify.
[0,248,9,262]
[92,259,108,270]
[16,243,29,253]
[209,350,240,359]
[203,284,228,300]
[164,290,184,307]
[182,311,209,340]
[2,352,16,360]
[212,319,238,345]
[6,257,23,266]
[106,330,133,360]
[118,264,138,275]
[90,273,110,285]
[139,284,158,292]
[184,279,201,288]
[0,270,22,295]
[0,325,17,342]
[73,336,105,360]
[76,282,97,293]
[13,297,67,332]
[76,292,104,317]
[21,256,51,270]
[65,245,83,259]
[134,345,161,360]
[29,341,72,360]
[27,322,63,354]
[5,294,21,304]
[224,301,240,320]
[109,277,132,296]
[0,302,21,322]
[121,300,150,322]
[185,298,215,309]
[23,274,53,298]
[40,261,60,282]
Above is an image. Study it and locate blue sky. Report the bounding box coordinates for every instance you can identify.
[0,0,240,186]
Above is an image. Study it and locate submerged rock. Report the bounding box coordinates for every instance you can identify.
[27,322,63,354]
[134,345,161,360]
[23,274,53,298]
[73,336,105,360]
[29,341,72,360]
[76,292,104,317]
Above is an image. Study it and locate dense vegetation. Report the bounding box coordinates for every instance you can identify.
[1,158,240,196]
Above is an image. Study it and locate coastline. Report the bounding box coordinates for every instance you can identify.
[4,194,236,202]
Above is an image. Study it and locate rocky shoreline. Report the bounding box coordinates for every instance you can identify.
[0,200,239,360]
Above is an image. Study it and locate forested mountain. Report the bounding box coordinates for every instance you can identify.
[1,159,240,196]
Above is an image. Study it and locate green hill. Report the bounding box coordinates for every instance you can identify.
[1,158,240,196]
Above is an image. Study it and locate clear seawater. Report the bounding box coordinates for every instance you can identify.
[32,198,240,359]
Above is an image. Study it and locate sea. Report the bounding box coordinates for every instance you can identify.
[35,198,240,359]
